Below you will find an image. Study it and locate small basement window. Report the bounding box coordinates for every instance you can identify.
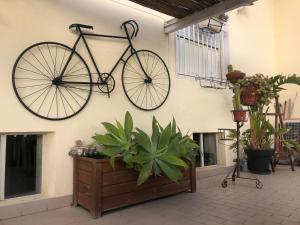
[193,133,218,167]
[0,134,42,199]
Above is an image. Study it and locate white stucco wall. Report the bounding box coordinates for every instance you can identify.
[0,0,289,200]
[273,0,300,117]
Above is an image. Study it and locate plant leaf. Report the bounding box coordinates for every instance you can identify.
[137,161,153,186]
[102,122,119,137]
[93,134,121,147]
[160,153,187,168]
[102,147,122,157]
[151,116,160,149]
[134,129,152,152]
[171,117,177,135]
[158,123,172,149]
[124,111,133,140]
[116,121,126,140]
[156,160,182,183]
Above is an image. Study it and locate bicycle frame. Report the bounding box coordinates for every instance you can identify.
[58,22,139,86]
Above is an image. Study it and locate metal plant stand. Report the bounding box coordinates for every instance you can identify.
[221,122,263,189]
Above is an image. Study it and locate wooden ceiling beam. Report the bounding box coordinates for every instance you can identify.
[164,0,257,33]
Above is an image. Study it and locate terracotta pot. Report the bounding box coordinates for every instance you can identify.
[231,110,248,122]
[226,71,246,84]
[241,84,259,106]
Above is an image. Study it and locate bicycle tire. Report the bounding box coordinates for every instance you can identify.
[12,42,92,120]
[122,49,170,111]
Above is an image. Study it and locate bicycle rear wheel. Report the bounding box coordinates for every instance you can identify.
[122,50,170,111]
[12,42,92,120]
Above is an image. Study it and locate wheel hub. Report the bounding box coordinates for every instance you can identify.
[144,78,152,84]
[52,77,62,86]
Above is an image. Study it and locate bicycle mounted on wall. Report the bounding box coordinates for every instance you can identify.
[12,20,171,120]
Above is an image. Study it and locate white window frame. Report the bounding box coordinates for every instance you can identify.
[0,136,7,200]
[194,132,218,167]
[0,134,43,200]
[176,23,229,88]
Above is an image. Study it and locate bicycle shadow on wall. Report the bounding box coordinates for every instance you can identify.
[12,20,171,121]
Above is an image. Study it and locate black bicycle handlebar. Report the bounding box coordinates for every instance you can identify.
[121,20,139,39]
[69,23,94,30]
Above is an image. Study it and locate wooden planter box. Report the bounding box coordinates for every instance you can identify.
[73,157,196,218]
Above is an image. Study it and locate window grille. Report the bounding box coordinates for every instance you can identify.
[176,24,229,89]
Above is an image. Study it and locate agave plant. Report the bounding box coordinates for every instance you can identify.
[132,117,198,185]
[93,112,198,186]
[93,111,135,167]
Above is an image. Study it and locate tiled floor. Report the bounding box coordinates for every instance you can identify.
[1,166,300,225]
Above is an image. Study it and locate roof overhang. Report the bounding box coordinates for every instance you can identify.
[129,0,258,33]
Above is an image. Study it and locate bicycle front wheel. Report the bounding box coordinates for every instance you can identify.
[12,42,92,120]
[122,50,170,111]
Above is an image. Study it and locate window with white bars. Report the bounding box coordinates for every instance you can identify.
[176,24,229,88]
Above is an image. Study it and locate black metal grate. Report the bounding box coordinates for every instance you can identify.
[284,121,300,143]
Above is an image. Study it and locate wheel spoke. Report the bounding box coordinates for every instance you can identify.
[55,86,59,118]
[147,85,156,107]
[62,86,82,108]
[129,83,144,99]
[36,86,52,113]
[155,84,168,93]
[64,86,87,101]
[16,67,51,80]
[29,50,53,77]
[122,51,169,110]
[151,84,164,101]
[58,86,75,113]
[126,83,144,93]
[47,44,58,76]
[64,60,81,75]
[149,57,160,77]
[47,87,57,117]
[123,76,143,80]
[58,48,67,75]
[28,85,51,108]
[37,46,55,78]
[15,77,50,81]
[135,85,145,105]
[13,42,92,120]
[123,80,144,85]
[125,64,145,78]
[57,87,68,117]
[17,83,50,89]
[21,85,52,99]
[141,86,147,108]
[151,65,165,79]
[21,57,52,80]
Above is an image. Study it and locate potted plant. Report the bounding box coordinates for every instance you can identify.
[238,74,266,106]
[72,112,198,218]
[242,110,300,174]
[240,74,300,173]
[239,74,300,106]
[231,84,248,122]
[226,64,246,84]
[241,108,277,174]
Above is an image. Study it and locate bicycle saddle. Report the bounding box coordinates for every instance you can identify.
[69,23,94,30]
